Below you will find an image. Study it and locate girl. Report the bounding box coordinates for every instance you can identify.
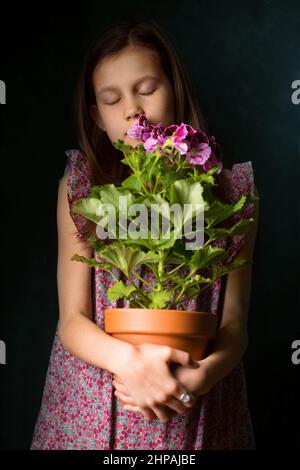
[30,18,259,450]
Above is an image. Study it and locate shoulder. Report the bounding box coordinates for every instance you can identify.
[64,148,92,176]
[57,172,73,233]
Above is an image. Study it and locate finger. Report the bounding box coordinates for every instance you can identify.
[123,404,157,420]
[150,404,178,423]
[112,381,128,395]
[123,404,140,412]
[171,381,197,408]
[166,348,200,369]
[163,396,195,415]
[114,390,136,405]
[113,376,122,386]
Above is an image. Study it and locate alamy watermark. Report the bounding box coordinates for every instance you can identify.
[291,340,300,365]
[95,199,205,250]
[0,80,6,104]
[0,340,6,365]
[291,80,300,104]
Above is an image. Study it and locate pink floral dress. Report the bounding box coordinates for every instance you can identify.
[30,149,257,450]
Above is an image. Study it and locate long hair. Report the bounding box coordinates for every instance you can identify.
[73,18,208,186]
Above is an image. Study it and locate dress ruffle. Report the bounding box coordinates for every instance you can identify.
[64,149,93,241]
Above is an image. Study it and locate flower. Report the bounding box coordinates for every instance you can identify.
[71,114,257,310]
[127,114,222,174]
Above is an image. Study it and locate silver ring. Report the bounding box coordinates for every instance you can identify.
[179,391,192,405]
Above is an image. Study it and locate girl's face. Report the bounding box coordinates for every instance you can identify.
[90,44,175,146]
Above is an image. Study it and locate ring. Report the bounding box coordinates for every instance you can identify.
[179,391,192,405]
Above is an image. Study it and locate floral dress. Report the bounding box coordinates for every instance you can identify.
[30,149,257,450]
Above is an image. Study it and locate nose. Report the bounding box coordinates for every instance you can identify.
[125,97,144,122]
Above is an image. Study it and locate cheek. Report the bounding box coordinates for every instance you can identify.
[152,90,175,123]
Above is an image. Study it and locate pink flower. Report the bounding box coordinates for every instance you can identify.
[126,114,223,173]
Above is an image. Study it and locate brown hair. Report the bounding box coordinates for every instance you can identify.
[72,17,208,187]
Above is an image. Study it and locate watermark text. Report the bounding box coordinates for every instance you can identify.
[0,340,6,365]
[291,80,300,104]
[291,340,300,365]
[0,80,6,104]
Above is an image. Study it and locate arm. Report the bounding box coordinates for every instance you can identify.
[56,174,134,376]
[197,186,260,391]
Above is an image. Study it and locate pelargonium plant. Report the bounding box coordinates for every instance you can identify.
[71,115,257,310]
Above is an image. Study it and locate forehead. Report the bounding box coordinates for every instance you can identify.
[93,45,163,93]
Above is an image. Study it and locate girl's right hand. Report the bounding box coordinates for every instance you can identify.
[115,343,200,422]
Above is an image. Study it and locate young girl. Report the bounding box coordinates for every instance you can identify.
[30,18,259,450]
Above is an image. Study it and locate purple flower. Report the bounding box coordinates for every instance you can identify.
[187,142,211,165]
[168,123,189,154]
[127,115,150,140]
[203,136,223,174]
[144,124,166,153]
[126,114,222,173]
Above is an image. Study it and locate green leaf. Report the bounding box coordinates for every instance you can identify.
[98,244,159,277]
[190,245,227,271]
[148,291,173,309]
[71,253,112,269]
[87,235,106,251]
[72,198,103,224]
[112,138,135,154]
[89,185,103,199]
[121,174,143,192]
[169,180,205,227]
[225,256,251,272]
[211,256,251,281]
[150,230,177,250]
[121,237,155,250]
[206,193,252,228]
[205,218,254,240]
[197,173,216,186]
[99,185,135,216]
[169,180,204,208]
[107,280,136,301]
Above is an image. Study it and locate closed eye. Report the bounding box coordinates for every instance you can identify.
[105,89,156,106]
[140,89,156,96]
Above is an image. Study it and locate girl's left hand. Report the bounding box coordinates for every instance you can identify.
[112,359,213,416]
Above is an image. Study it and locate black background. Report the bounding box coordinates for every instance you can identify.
[0,0,299,450]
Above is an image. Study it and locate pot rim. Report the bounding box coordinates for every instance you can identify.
[105,307,216,316]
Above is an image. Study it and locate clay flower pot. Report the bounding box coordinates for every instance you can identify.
[104,308,218,361]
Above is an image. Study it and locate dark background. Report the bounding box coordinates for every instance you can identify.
[0,0,299,450]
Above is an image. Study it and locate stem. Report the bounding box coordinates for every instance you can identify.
[148,154,162,194]
[127,272,159,305]
[174,285,186,304]
[148,155,159,192]
[130,297,147,308]
[166,262,185,275]
[157,253,165,290]
[152,169,160,194]
[168,281,212,310]
[132,270,155,291]
[172,267,211,305]
[101,267,120,283]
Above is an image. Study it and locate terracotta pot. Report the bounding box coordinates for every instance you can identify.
[104,308,218,361]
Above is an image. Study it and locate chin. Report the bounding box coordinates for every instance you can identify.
[124,136,139,147]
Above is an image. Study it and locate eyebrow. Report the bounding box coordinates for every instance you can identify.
[97,75,159,96]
